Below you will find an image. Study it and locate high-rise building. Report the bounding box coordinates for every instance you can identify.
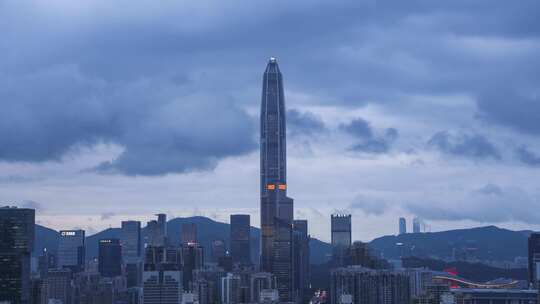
[529,233,540,287]
[147,214,168,247]
[330,266,410,304]
[0,206,35,304]
[413,217,421,234]
[42,269,73,304]
[181,243,204,292]
[331,214,352,266]
[181,223,198,245]
[260,57,295,302]
[230,214,251,265]
[293,219,310,303]
[211,239,226,263]
[221,273,241,304]
[249,272,276,303]
[399,217,407,235]
[58,230,85,273]
[121,221,141,263]
[143,269,182,304]
[121,220,142,288]
[157,213,167,243]
[98,239,122,278]
[38,248,57,279]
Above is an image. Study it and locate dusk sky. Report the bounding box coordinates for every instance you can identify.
[1,1,540,242]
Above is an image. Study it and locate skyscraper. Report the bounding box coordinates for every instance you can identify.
[331,214,352,266]
[260,57,294,302]
[121,221,141,263]
[221,273,241,304]
[413,217,421,233]
[181,243,204,291]
[528,233,540,287]
[147,214,167,247]
[0,206,35,304]
[181,223,198,245]
[42,269,73,304]
[57,230,85,273]
[330,266,410,304]
[230,214,251,265]
[211,239,226,263]
[121,220,142,287]
[399,217,407,235]
[143,269,182,304]
[293,220,310,303]
[98,239,122,278]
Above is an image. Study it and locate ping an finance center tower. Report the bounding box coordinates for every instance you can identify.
[260,57,295,302]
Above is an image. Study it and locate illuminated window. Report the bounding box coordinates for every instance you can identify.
[267,184,275,190]
[278,184,286,190]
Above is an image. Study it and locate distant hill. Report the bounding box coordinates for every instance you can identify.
[34,221,532,265]
[369,225,530,261]
[34,216,332,264]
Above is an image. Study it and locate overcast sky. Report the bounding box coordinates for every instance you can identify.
[1,0,540,241]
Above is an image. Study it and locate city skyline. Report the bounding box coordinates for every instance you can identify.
[1,1,540,243]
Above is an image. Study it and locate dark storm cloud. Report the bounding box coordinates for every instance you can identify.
[427,131,500,160]
[516,146,540,167]
[287,109,326,136]
[0,0,538,175]
[477,91,540,136]
[0,66,256,175]
[340,118,398,153]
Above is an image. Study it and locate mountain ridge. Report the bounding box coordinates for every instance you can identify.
[35,218,533,265]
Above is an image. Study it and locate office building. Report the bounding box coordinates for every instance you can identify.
[193,267,227,304]
[57,230,85,273]
[221,273,241,304]
[182,243,204,291]
[211,239,226,263]
[399,217,407,235]
[250,272,276,303]
[41,269,73,304]
[98,239,122,278]
[413,217,421,234]
[181,223,198,245]
[147,214,168,247]
[143,269,182,304]
[38,249,57,279]
[230,214,251,265]
[529,233,540,287]
[330,266,410,304]
[0,206,35,304]
[260,57,295,302]
[121,221,141,263]
[293,219,310,303]
[331,214,352,266]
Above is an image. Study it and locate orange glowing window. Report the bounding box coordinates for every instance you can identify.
[278,184,286,190]
[267,184,276,190]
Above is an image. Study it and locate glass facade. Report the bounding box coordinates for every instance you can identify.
[0,207,34,304]
[98,238,122,278]
[230,214,251,264]
[331,214,352,266]
[121,220,141,263]
[57,229,85,272]
[260,57,295,302]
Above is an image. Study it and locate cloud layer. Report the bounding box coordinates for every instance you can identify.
[1,1,540,238]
